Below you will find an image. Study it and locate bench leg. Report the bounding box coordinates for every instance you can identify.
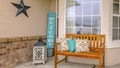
[65,56,67,62]
[54,55,57,68]
[99,59,102,68]
[103,55,105,68]
[92,65,96,68]
[99,56,104,68]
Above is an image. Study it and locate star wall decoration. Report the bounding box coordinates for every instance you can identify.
[11,0,31,17]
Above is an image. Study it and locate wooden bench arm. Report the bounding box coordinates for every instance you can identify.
[100,42,105,52]
[54,43,61,54]
[100,43,105,48]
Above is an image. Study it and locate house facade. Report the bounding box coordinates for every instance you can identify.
[0,0,120,67]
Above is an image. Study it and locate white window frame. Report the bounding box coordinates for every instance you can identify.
[65,0,101,35]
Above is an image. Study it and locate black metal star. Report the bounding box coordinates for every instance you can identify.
[11,0,31,17]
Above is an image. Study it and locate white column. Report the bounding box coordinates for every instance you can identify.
[58,0,66,38]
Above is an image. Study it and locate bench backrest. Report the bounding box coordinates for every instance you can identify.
[66,34,105,53]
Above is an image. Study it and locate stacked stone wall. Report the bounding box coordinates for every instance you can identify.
[0,35,46,68]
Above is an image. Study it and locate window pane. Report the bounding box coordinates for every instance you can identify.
[66,0,75,4]
[66,17,71,27]
[66,28,74,34]
[75,0,82,3]
[83,16,91,27]
[83,3,91,15]
[92,2,100,15]
[83,0,91,2]
[66,4,73,8]
[66,17,70,27]
[92,28,101,34]
[66,6,75,17]
[113,16,118,27]
[83,28,91,34]
[119,29,120,39]
[119,17,120,28]
[76,17,82,27]
[66,0,101,35]
[113,3,119,14]
[92,16,101,27]
[113,0,119,2]
[112,29,118,40]
[92,0,100,2]
[66,16,76,27]
[75,28,82,34]
[75,3,82,16]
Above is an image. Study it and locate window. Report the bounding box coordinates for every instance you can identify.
[66,0,101,34]
[112,0,120,40]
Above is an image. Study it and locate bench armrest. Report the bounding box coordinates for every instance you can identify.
[54,43,61,54]
[99,43,105,53]
[54,43,61,45]
[100,42,105,47]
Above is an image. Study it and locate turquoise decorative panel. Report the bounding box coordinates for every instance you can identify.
[46,12,56,48]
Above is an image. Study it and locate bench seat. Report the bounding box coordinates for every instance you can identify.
[57,51,103,59]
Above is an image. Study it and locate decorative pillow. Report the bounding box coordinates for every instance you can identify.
[67,39,76,52]
[58,38,69,52]
[75,39,89,52]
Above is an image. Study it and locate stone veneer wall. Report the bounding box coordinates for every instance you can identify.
[0,35,46,68]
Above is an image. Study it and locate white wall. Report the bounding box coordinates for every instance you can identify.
[108,0,120,48]
[102,0,120,48]
[103,0,120,66]
[0,0,50,38]
[105,48,120,66]
[58,0,120,66]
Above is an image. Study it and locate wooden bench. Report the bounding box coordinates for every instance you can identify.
[54,34,105,68]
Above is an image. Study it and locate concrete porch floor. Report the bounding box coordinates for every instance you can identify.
[15,57,120,68]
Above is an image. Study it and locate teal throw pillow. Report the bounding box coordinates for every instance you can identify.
[67,39,76,52]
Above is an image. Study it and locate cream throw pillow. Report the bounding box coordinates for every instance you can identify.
[75,39,89,52]
[58,38,69,52]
